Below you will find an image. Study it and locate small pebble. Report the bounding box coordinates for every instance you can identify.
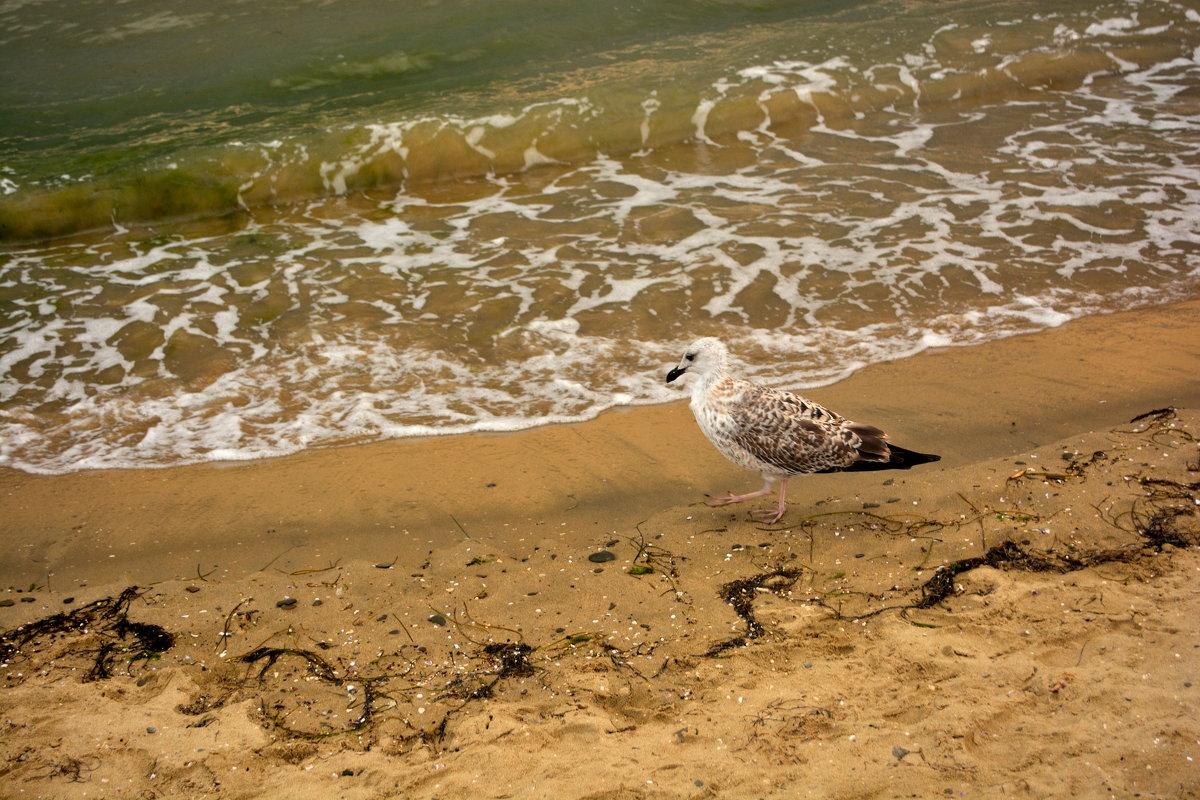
[375,614,388,622]
[428,614,447,627]
[588,550,616,563]
[146,727,157,734]
[893,746,910,760]
[854,553,865,559]
[0,599,13,607]
[276,597,297,609]
[863,502,880,509]
[185,586,200,593]
[312,599,323,606]
[19,597,35,603]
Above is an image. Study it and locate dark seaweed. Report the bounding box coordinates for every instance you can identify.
[705,570,804,656]
[0,586,174,681]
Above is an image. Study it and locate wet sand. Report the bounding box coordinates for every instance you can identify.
[1,299,1199,799]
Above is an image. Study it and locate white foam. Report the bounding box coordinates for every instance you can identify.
[1084,17,1139,37]
[919,331,954,348]
[4,0,1200,473]
[691,99,717,144]
[465,126,497,160]
[522,145,560,168]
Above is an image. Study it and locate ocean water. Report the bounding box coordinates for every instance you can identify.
[2,0,1199,474]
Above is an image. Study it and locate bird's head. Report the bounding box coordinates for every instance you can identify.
[666,337,729,384]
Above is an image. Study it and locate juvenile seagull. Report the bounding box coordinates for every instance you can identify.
[666,337,940,523]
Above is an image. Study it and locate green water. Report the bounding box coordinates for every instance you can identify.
[2,0,866,212]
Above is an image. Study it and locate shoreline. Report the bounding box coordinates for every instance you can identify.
[2,298,1199,590]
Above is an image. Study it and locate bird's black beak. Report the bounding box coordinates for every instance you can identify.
[666,366,687,384]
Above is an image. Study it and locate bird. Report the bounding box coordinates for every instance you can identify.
[665,337,940,523]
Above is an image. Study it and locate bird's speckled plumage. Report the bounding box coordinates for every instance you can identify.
[666,337,939,523]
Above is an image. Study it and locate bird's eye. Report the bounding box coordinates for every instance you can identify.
[685,353,696,362]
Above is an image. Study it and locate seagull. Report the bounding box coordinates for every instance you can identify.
[666,337,940,523]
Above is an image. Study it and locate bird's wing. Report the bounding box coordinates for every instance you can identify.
[727,384,889,474]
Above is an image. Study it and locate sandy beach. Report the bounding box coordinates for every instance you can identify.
[1,298,1199,799]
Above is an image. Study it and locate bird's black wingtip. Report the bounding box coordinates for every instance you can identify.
[828,445,941,473]
[892,443,936,470]
[892,445,941,467]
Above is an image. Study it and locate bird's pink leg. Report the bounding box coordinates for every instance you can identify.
[749,478,789,524]
[706,477,774,508]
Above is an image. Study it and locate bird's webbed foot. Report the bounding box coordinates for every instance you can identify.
[705,479,777,510]
[706,492,750,507]
[748,506,787,524]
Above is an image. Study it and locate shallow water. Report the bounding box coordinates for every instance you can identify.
[2,0,1199,473]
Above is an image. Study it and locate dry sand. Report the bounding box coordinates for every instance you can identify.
[1,299,1199,799]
